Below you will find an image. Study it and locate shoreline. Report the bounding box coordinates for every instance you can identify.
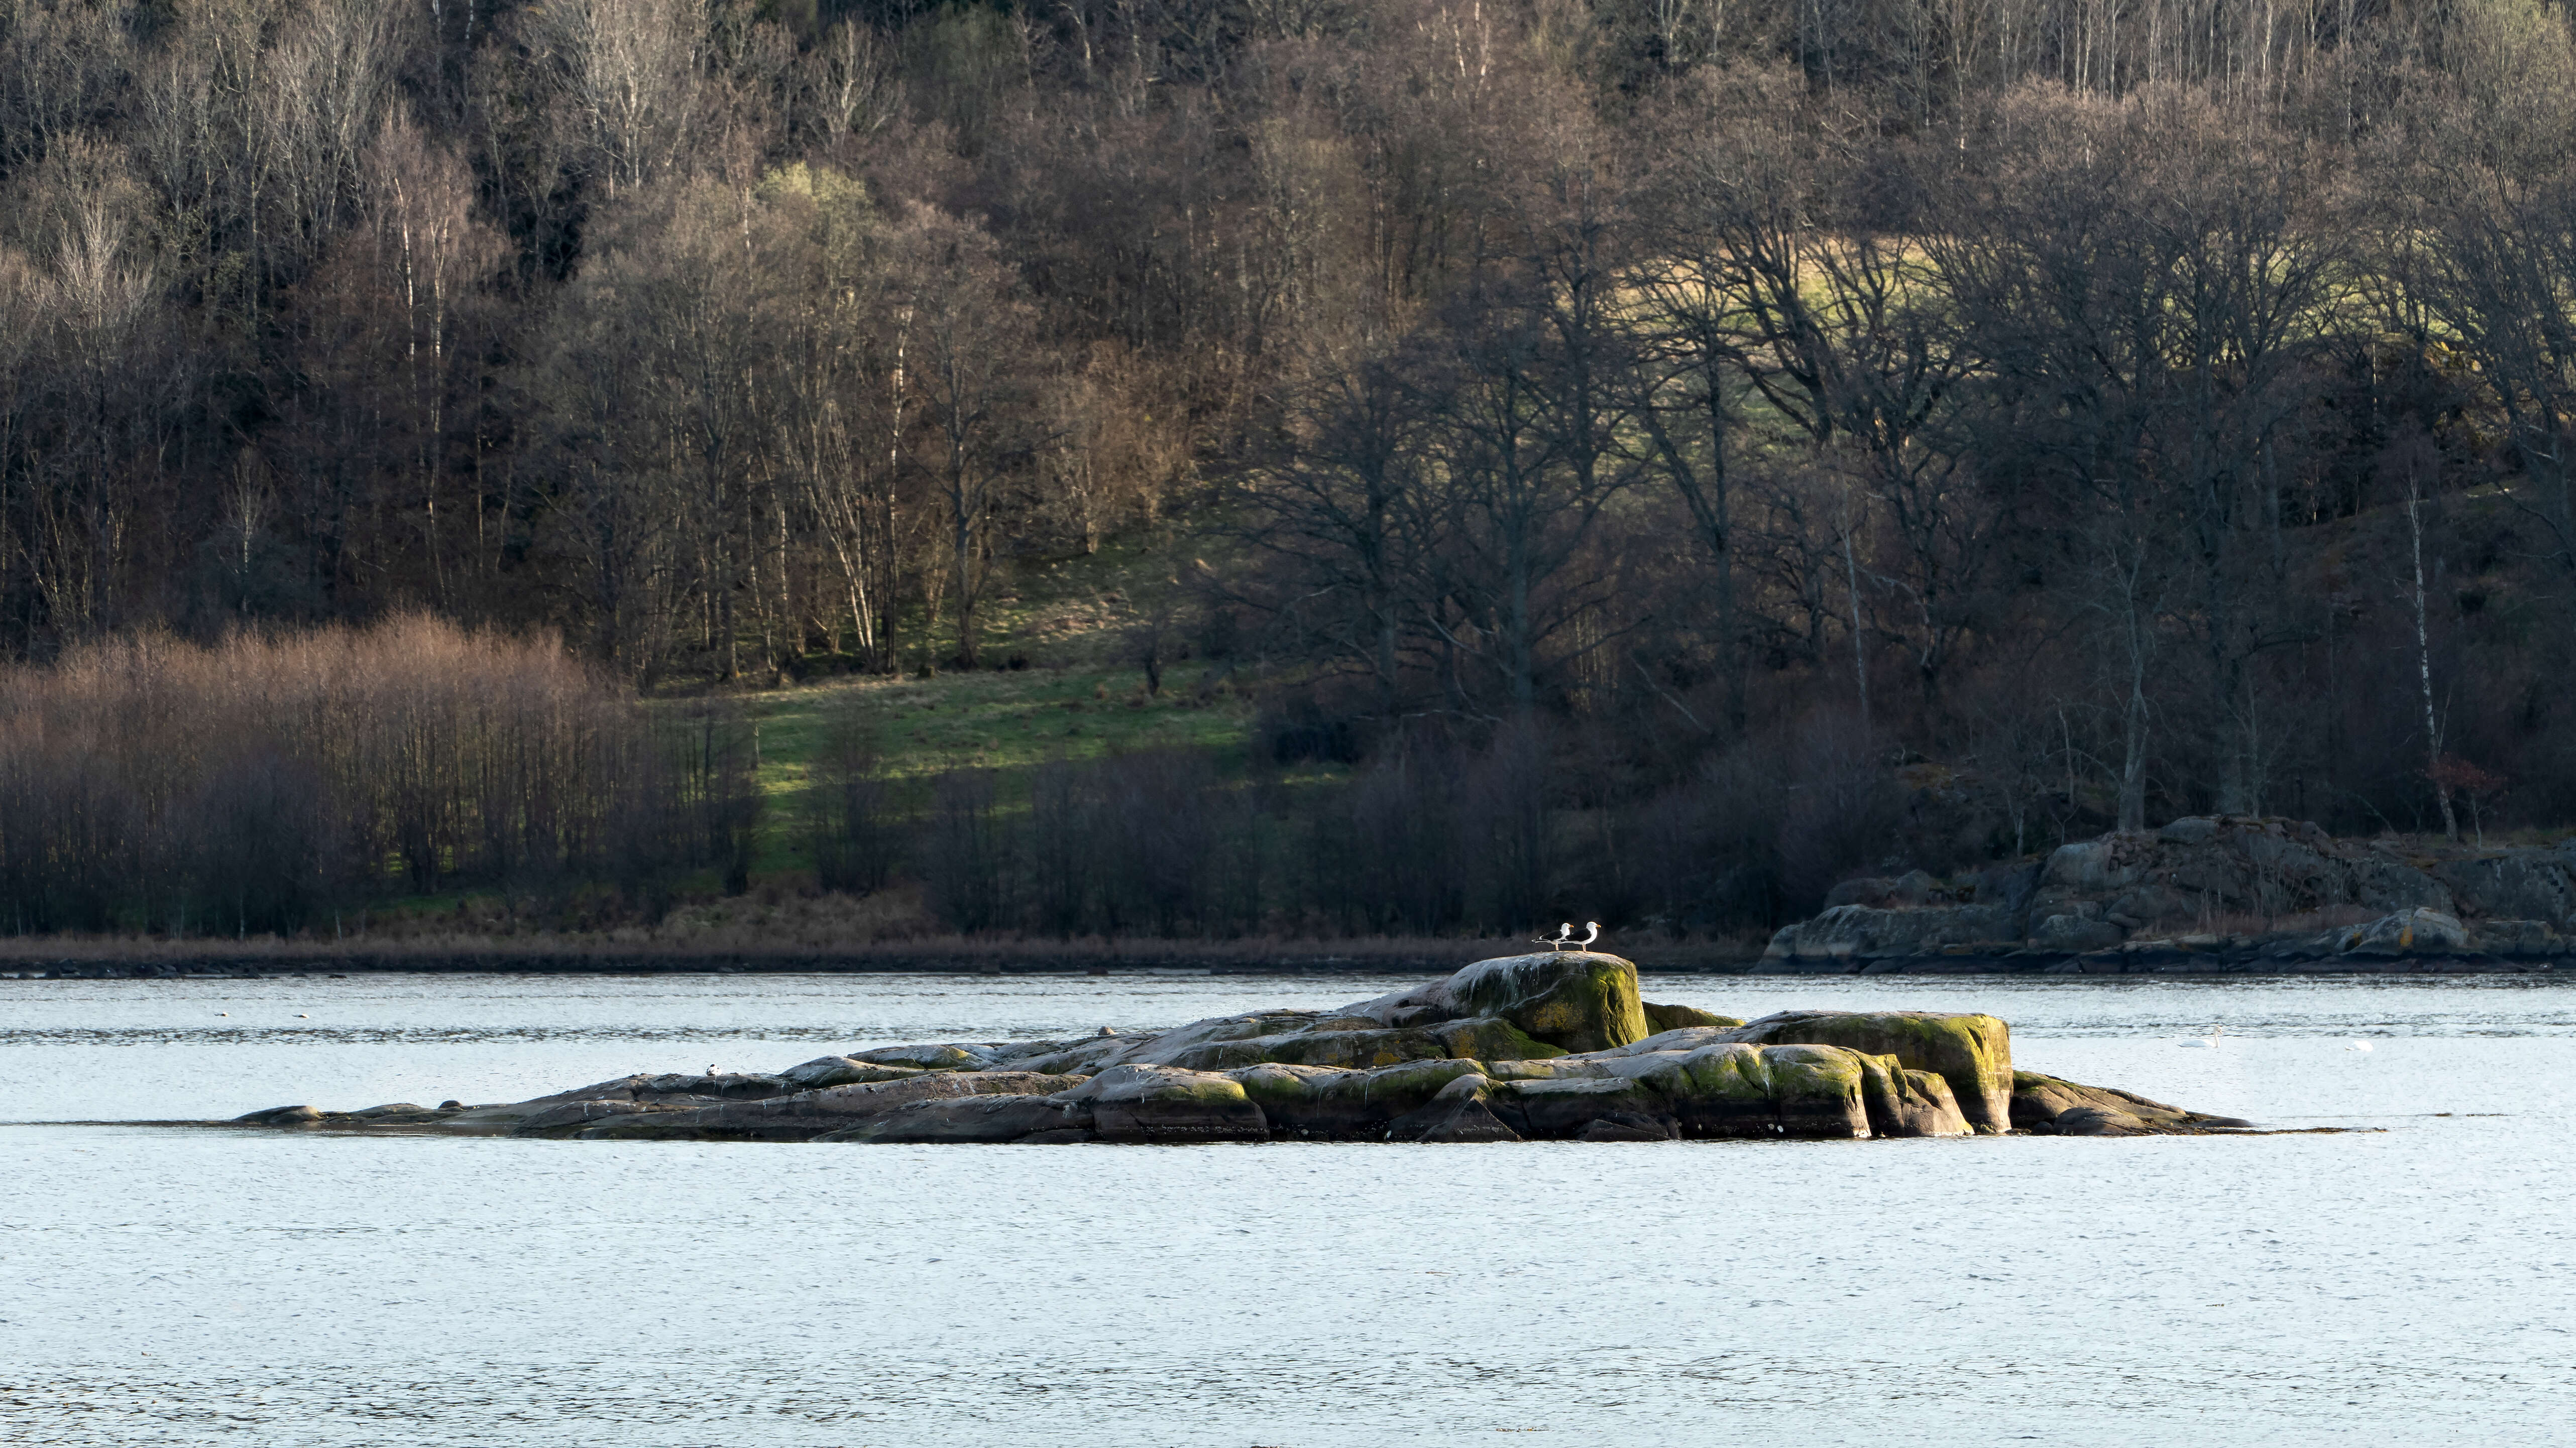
[0,947,1711,979]
[1,945,2566,979]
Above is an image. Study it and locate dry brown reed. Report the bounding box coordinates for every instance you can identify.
[0,616,754,936]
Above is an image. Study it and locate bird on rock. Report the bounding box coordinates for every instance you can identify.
[1575,921,1600,949]
[1531,923,1573,951]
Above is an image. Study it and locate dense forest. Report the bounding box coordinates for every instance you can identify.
[5,0,2576,939]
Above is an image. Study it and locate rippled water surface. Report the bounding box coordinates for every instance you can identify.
[6,970,2574,1446]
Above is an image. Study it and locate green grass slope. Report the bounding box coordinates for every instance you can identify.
[734,531,1264,875]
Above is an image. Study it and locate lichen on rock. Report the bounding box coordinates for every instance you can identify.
[1722,1009,2015,1134]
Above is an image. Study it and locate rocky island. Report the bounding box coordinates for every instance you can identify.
[221,951,2249,1144]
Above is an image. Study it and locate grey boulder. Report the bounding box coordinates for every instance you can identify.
[2010,1071,2254,1135]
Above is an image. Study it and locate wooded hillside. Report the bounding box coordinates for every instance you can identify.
[6,0,2576,932]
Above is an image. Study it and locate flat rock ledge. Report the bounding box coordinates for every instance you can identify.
[210,952,2252,1144]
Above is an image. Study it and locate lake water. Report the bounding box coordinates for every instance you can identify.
[5,970,2573,1446]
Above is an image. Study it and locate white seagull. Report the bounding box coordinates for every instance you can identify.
[2346,1039,2375,1052]
[1531,923,1573,951]
[2177,1024,2224,1048]
[1575,921,1601,950]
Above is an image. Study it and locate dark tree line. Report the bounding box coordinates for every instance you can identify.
[5,0,2576,937]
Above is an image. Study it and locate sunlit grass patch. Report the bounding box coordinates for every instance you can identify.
[749,666,1255,787]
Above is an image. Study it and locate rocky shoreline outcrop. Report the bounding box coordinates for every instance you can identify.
[1759,817,2576,974]
[212,951,2252,1143]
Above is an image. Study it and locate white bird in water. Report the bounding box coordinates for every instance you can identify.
[2346,1039,2375,1052]
[2177,1024,2223,1048]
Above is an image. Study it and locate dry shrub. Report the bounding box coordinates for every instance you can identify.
[0,616,754,935]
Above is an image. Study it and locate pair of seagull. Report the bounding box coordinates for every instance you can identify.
[1533,921,1601,952]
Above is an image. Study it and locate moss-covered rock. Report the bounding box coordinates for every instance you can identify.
[1223,1057,1512,1138]
[1726,1010,2013,1134]
[1226,1061,1346,1113]
[1057,1064,1269,1142]
[1604,1043,1777,1138]
[1480,1041,1950,1139]
[1642,1002,1745,1032]
[1429,1015,1567,1062]
[1491,1075,1677,1140]
[1444,951,1650,1053]
[1303,1057,1492,1137]
[1757,1044,1875,1139]
[1340,952,1651,1052]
